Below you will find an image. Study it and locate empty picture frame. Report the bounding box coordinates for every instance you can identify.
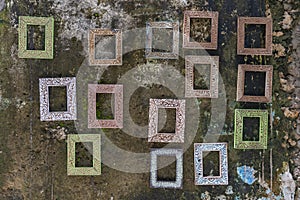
[234,109,268,149]
[194,143,228,185]
[237,17,272,55]
[236,64,273,103]
[67,134,101,176]
[18,16,54,59]
[183,10,218,49]
[88,84,123,128]
[148,99,185,143]
[145,21,179,59]
[39,77,77,121]
[150,148,183,188]
[185,56,219,98]
[89,29,122,65]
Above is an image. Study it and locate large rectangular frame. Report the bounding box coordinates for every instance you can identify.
[89,29,122,65]
[148,99,185,143]
[234,109,268,149]
[237,17,272,55]
[194,143,228,185]
[183,10,218,49]
[88,84,123,128]
[150,148,183,188]
[39,77,77,121]
[145,21,179,59]
[185,56,219,98]
[18,16,54,59]
[67,134,101,176]
[236,64,273,102]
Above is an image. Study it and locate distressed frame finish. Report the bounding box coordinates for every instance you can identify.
[88,84,123,128]
[67,134,101,176]
[18,16,54,59]
[89,29,122,65]
[150,148,183,189]
[183,10,218,49]
[237,17,272,55]
[39,77,77,121]
[194,143,228,185]
[148,99,185,143]
[236,64,273,103]
[234,109,268,149]
[145,21,179,59]
[185,56,219,98]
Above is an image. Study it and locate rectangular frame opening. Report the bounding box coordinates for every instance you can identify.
[202,151,220,177]
[244,71,266,96]
[95,34,116,60]
[96,93,115,120]
[244,24,266,48]
[75,142,93,168]
[193,64,211,90]
[190,18,212,43]
[27,25,46,50]
[158,108,176,133]
[151,28,173,53]
[156,155,177,182]
[49,86,67,112]
[242,117,260,141]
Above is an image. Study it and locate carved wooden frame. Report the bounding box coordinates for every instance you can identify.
[88,84,123,128]
[67,134,101,176]
[185,56,219,98]
[234,109,268,149]
[89,29,122,65]
[194,143,228,185]
[237,17,272,55]
[236,64,273,103]
[148,99,185,143]
[183,10,218,49]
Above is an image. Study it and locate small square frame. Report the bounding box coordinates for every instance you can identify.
[18,16,54,59]
[39,77,77,121]
[67,134,101,176]
[185,56,219,98]
[148,99,185,143]
[150,148,183,188]
[236,64,273,102]
[145,21,179,59]
[89,29,122,65]
[234,109,268,149]
[88,84,123,128]
[194,143,228,185]
[237,17,272,55]
[183,10,218,49]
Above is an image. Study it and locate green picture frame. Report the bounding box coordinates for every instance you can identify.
[18,16,54,59]
[67,134,101,176]
[234,109,268,149]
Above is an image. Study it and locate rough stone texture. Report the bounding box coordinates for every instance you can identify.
[51,0,135,41]
[0,0,5,12]
[280,171,296,200]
